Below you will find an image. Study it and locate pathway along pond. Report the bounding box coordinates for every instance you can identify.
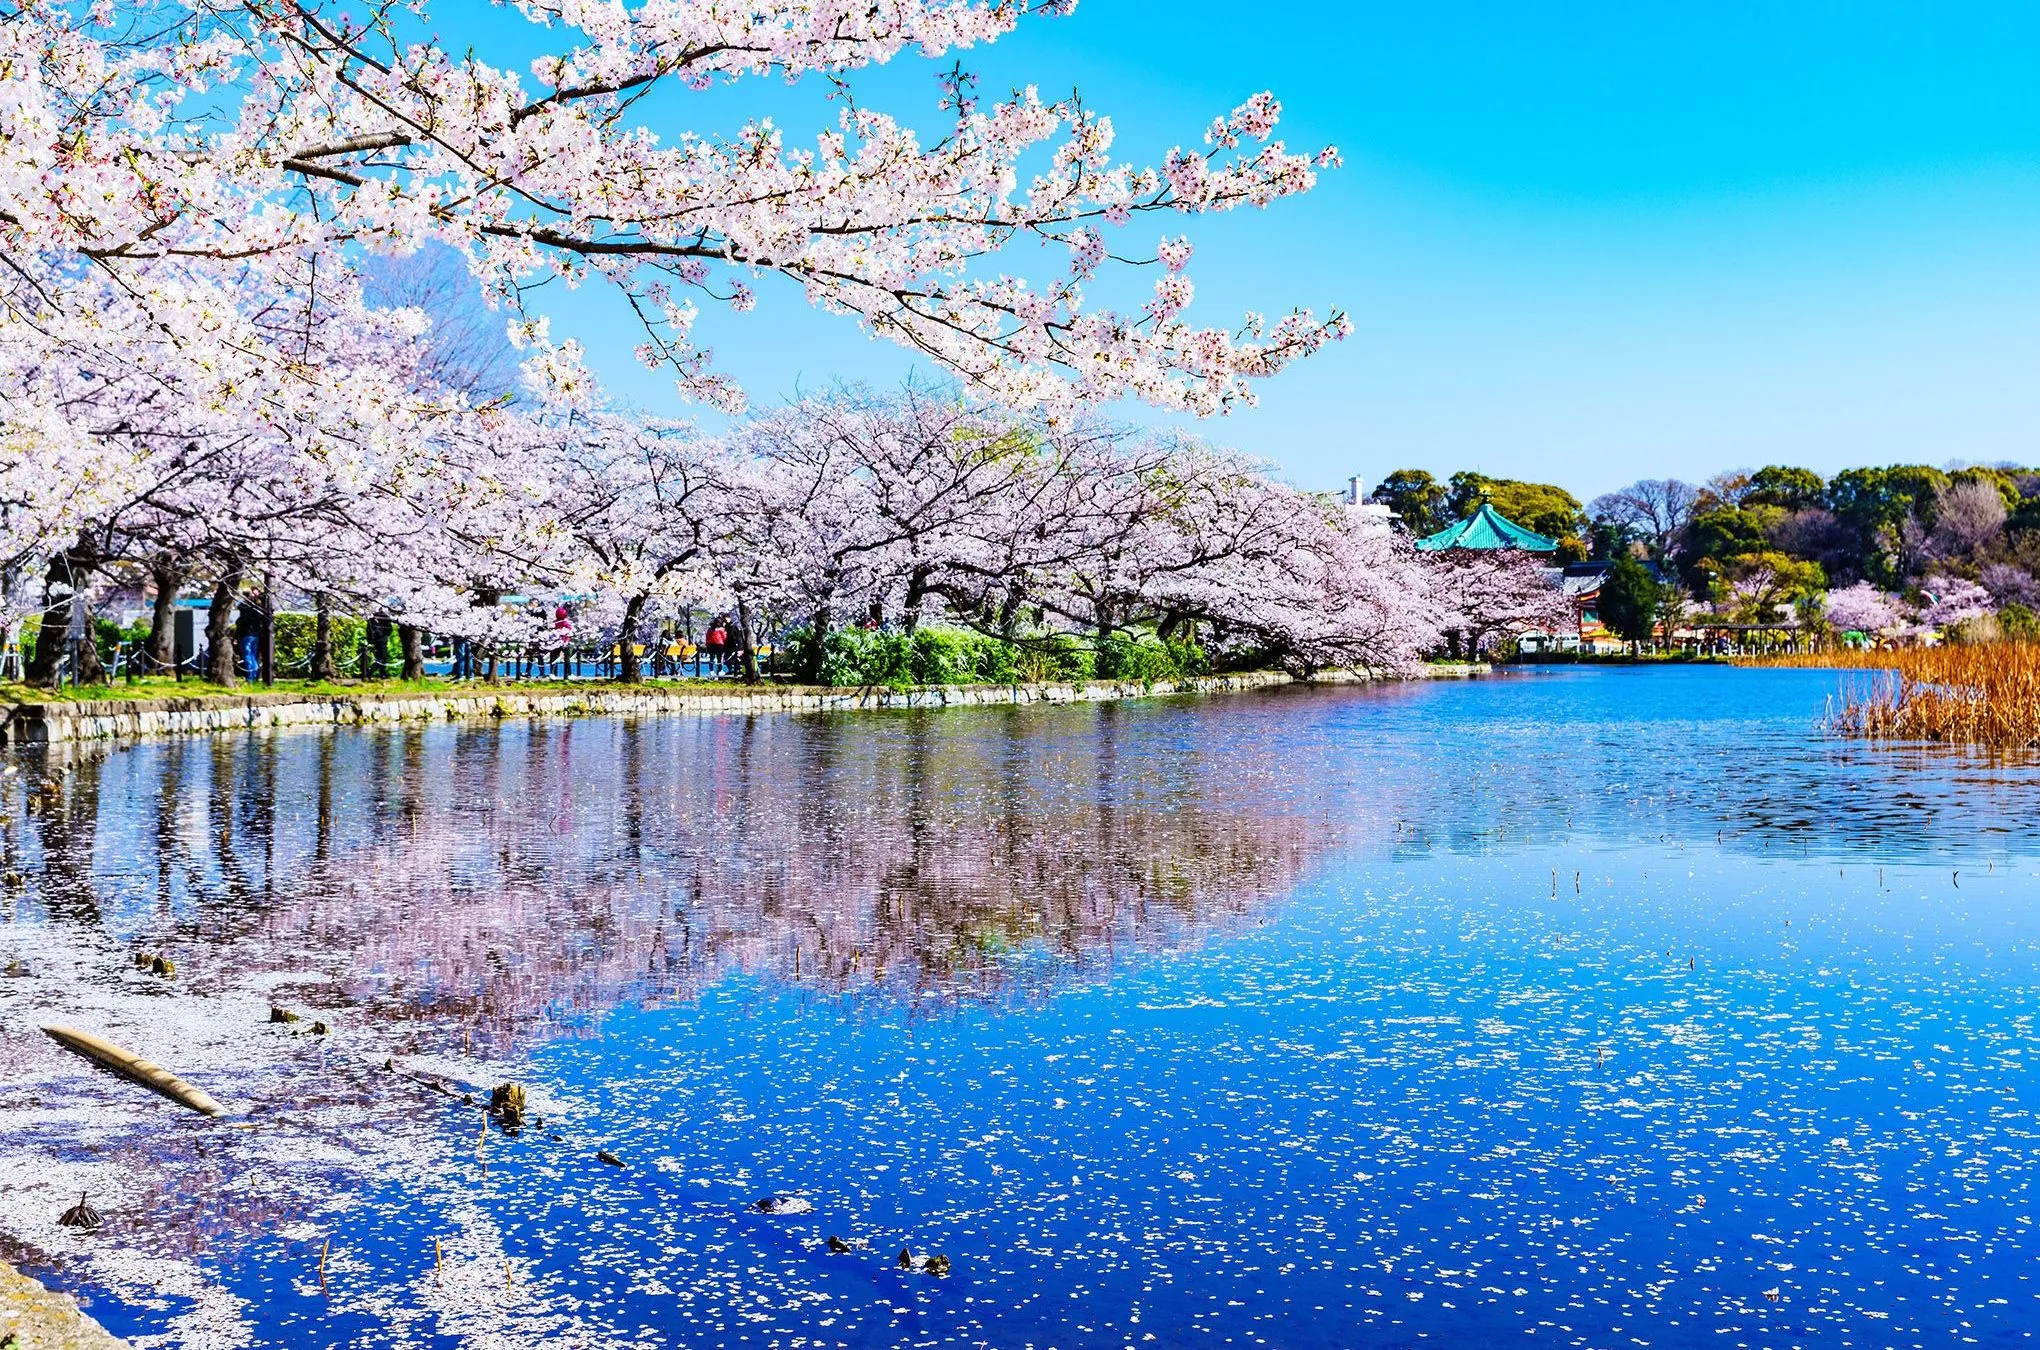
[2,667,2038,1349]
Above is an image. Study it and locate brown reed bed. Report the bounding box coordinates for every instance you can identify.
[1742,642,2040,748]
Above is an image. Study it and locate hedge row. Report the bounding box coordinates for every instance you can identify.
[802,625,1210,689]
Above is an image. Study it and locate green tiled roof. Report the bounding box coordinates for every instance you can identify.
[1414,502,1560,552]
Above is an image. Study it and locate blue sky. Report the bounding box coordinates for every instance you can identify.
[499,1,2040,500]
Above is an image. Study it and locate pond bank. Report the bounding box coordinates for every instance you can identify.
[0,666,1488,746]
[0,1259,128,1349]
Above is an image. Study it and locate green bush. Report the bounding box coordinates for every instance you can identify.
[909,627,982,685]
[95,616,149,668]
[273,612,368,675]
[1094,633,1207,683]
[2001,603,2039,641]
[970,633,1020,684]
[803,624,1213,687]
[810,624,1065,687]
[1020,633,1095,682]
[815,626,906,687]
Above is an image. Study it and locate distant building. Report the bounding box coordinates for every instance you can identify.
[1413,502,1560,553]
[1344,475,1397,530]
[1519,560,1676,655]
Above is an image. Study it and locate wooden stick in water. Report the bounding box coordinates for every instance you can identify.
[41,1024,226,1117]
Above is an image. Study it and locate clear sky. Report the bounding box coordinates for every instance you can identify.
[514,1,2040,501]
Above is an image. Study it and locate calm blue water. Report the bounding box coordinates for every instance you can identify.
[3,668,2039,1348]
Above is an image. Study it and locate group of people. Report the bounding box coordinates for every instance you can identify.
[349,605,749,682]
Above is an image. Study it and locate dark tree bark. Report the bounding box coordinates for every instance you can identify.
[146,553,183,673]
[796,606,829,684]
[310,592,337,681]
[1093,600,1116,649]
[398,623,425,680]
[996,582,1025,641]
[902,566,932,635]
[26,540,99,688]
[74,605,106,685]
[736,595,762,684]
[204,560,244,686]
[24,572,72,689]
[260,585,275,685]
[616,593,648,683]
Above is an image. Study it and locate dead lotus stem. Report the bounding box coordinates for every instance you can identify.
[1749,641,2040,749]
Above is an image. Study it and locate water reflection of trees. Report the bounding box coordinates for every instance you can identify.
[15,705,1330,1042]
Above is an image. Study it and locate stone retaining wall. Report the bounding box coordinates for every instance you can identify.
[2,671,1306,746]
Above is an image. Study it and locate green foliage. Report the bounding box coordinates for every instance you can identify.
[273,612,368,675]
[1948,466,2024,511]
[1676,503,1792,588]
[1597,558,1662,645]
[1371,469,1449,536]
[1826,465,1949,532]
[814,626,908,687]
[1095,634,1207,683]
[2001,603,2040,641]
[94,617,149,667]
[1020,633,1095,682]
[806,625,1204,688]
[1445,471,1586,541]
[1745,465,1826,511]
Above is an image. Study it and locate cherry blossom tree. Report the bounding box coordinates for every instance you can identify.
[1919,577,1992,633]
[5,0,1344,421]
[1823,581,1907,640]
[1427,549,1569,656]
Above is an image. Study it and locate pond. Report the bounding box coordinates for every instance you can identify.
[3,668,2039,1349]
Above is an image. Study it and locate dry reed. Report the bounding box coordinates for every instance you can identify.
[1744,642,2040,748]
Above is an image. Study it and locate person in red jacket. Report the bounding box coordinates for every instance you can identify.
[704,618,728,675]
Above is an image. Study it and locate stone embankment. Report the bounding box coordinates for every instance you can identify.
[0,1260,127,1349]
[1,666,1492,748]
[2,671,1311,746]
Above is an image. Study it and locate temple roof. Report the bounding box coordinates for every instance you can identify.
[1415,502,1560,552]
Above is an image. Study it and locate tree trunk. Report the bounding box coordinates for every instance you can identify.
[25,553,77,688]
[1092,601,1115,659]
[398,623,425,680]
[902,568,931,636]
[736,595,762,685]
[617,593,647,684]
[996,583,1025,641]
[73,594,106,685]
[260,584,275,686]
[798,606,829,684]
[310,593,337,681]
[204,562,243,686]
[146,553,182,673]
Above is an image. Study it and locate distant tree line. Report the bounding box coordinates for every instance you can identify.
[1370,462,2040,644]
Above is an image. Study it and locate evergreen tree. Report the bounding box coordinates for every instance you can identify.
[1598,558,1662,652]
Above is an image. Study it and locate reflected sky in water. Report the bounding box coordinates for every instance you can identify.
[2,667,2038,1348]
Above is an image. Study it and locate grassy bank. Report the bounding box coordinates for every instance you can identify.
[0,674,718,706]
[1746,643,2040,748]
